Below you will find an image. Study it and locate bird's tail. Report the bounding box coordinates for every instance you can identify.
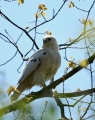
[10,84,25,101]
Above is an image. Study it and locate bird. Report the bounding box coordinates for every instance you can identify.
[11,35,61,101]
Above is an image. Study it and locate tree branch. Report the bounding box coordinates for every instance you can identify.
[0,53,95,117]
[28,0,67,33]
[0,11,39,49]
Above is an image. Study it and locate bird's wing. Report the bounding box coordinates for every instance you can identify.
[18,48,45,84]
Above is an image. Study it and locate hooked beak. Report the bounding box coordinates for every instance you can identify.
[43,39,47,44]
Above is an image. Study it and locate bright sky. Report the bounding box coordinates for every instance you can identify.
[0,0,95,120]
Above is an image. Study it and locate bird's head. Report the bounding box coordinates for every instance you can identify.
[42,35,59,51]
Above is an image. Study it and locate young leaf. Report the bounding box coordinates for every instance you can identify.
[18,0,24,5]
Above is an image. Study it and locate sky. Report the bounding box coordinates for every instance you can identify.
[0,0,95,120]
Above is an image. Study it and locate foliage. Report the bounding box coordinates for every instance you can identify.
[0,0,95,120]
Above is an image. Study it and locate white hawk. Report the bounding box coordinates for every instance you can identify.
[11,35,61,101]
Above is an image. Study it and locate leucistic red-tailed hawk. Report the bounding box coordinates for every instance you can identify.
[11,35,61,101]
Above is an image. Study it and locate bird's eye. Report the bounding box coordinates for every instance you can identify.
[48,38,51,41]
